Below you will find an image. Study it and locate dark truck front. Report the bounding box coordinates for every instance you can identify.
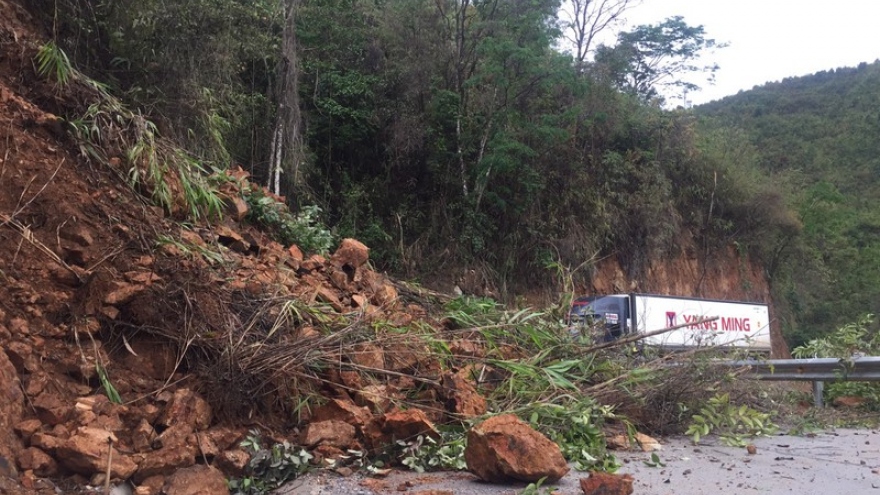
[567,294,632,342]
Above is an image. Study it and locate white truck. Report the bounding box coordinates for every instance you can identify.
[568,293,771,352]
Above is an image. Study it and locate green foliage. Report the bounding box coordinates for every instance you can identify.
[792,314,880,410]
[397,433,467,473]
[35,41,73,86]
[525,400,620,472]
[155,234,225,266]
[595,16,725,104]
[519,477,555,495]
[643,452,665,468]
[96,364,122,404]
[686,393,777,447]
[31,0,799,303]
[792,314,878,358]
[67,92,225,222]
[228,430,314,495]
[243,187,335,254]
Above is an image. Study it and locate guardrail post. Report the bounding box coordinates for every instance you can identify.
[812,380,824,408]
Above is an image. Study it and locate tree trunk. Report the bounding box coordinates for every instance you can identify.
[268,0,305,199]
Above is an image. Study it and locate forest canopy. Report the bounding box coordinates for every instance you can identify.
[32,0,870,347]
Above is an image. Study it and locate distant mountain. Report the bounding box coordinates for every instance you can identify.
[694,61,880,345]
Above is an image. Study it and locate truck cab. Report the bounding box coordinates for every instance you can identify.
[567,295,632,342]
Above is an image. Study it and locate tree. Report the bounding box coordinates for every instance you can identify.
[560,0,641,67]
[268,0,306,198]
[594,16,725,104]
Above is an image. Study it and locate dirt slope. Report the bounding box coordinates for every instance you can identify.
[0,3,471,493]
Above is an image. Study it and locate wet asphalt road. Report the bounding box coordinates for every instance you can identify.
[278,428,880,495]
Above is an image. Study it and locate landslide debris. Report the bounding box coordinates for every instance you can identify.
[0,2,495,493]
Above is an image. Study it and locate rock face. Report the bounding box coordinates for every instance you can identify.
[464,414,569,483]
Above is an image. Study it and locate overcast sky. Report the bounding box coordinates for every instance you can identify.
[612,0,880,105]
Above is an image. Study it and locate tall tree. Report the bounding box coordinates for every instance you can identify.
[561,0,641,67]
[594,16,724,104]
[268,0,306,198]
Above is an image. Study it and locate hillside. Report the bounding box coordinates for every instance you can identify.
[695,61,880,344]
[0,1,802,493]
[0,3,480,493]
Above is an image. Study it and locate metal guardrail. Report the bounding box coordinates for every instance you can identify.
[716,357,880,407]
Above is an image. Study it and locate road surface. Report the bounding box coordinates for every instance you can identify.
[278,428,880,494]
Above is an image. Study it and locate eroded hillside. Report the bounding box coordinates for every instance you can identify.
[0,1,790,493]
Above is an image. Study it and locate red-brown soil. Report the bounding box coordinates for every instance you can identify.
[0,2,479,493]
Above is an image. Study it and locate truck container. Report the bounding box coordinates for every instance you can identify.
[568,293,771,352]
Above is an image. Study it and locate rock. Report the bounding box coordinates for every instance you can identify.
[315,286,346,312]
[287,244,304,262]
[465,414,569,483]
[311,399,372,431]
[56,427,138,479]
[349,343,385,370]
[201,427,244,452]
[383,337,427,372]
[131,419,157,452]
[439,372,487,418]
[300,420,356,449]
[135,475,165,495]
[16,447,57,476]
[14,419,43,442]
[134,444,197,482]
[214,449,249,476]
[354,384,396,413]
[158,389,212,431]
[191,432,219,459]
[450,339,485,358]
[216,226,250,253]
[30,432,64,453]
[0,350,24,468]
[224,196,249,222]
[364,409,440,452]
[152,423,194,450]
[163,465,229,495]
[606,432,662,452]
[331,238,370,269]
[103,281,148,305]
[32,392,71,426]
[579,472,634,495]
[832,396,866,408]
[371,283,398,307]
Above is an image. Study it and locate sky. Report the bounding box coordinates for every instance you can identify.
[613,0,880,105]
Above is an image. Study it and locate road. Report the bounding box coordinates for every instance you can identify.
[278,428,880,495]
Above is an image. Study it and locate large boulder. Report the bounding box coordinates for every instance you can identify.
[464,414,569,483]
